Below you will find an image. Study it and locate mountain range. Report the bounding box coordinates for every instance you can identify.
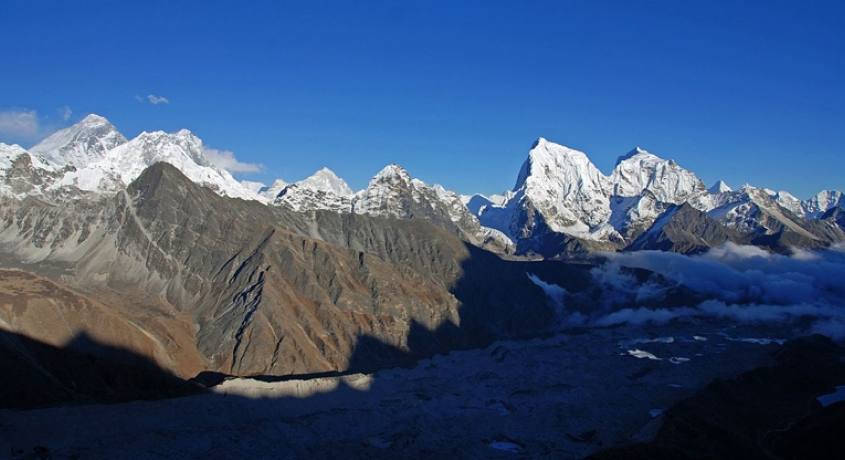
[1,114,844,390]
[3,114,842,260]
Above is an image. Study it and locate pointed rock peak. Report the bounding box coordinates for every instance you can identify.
[297,167,352,196]
[675,201,702,214]
[709,180,733,194]
[128,161,195,198]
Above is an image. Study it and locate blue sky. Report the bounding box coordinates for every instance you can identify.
[1,0,843,198]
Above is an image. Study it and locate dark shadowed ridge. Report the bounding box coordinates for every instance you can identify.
[588,335,845,460]
[0,330,202,409]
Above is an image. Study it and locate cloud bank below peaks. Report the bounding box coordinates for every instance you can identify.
[579,243,845,340]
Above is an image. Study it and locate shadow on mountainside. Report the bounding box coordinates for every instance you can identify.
[2,240,705,408]
[0,330,203,409]
[5,328,845,459]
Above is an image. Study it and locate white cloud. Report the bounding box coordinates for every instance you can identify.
[147,94,169,105]
[135,94,170,105]
[203,147,263,174]
[0,108,39,139]
[581,243,845,340]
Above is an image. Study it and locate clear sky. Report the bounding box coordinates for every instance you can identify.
[1,0,843,198]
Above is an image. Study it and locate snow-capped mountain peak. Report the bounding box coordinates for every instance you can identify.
[46,128,255,200]
[709,180,733,194]
[1,143,29,166]
[252,179,289,201]
[30,113,127,168]
[371,164,412,185]
[272,168,352,212]
[615,146,654,165]
[516,138,608,194]
[771,190,804,216]
[506,138,614,239]
[1,143,54,172]
[803,190,844,218]
[610,146,704,204]
[297,167,353,196]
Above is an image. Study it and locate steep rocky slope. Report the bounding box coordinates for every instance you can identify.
[590,335,845,460]
[0,163,555,378]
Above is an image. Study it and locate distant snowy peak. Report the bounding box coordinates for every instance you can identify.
[803,190,844,218]
[354,164,448,218]
[258,179,289,200]
[296,167,352,196]
[709,180,732,194]
[239,180,268,195]
[370,164,412,186]
[614,146,651,165]
[240,179,289,203]
[273,168,352,212]
[350,164,513,251]
[771,190,804,216]
[0,143,59,174]
[352,164,414,217]
[610,146,705,204]
[463,192,511,216]
[30,114,127,168]
[0,143,66,198]
[1,143,37,170]
[54,128,255,200]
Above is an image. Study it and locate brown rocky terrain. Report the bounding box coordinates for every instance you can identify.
[0,163,566,387]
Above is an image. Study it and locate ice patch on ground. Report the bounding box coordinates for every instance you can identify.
[488,440,523,453]
[817,385,845,407]
[722,335,785,346]
[620,337,674,347]
[627,349,661,360]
